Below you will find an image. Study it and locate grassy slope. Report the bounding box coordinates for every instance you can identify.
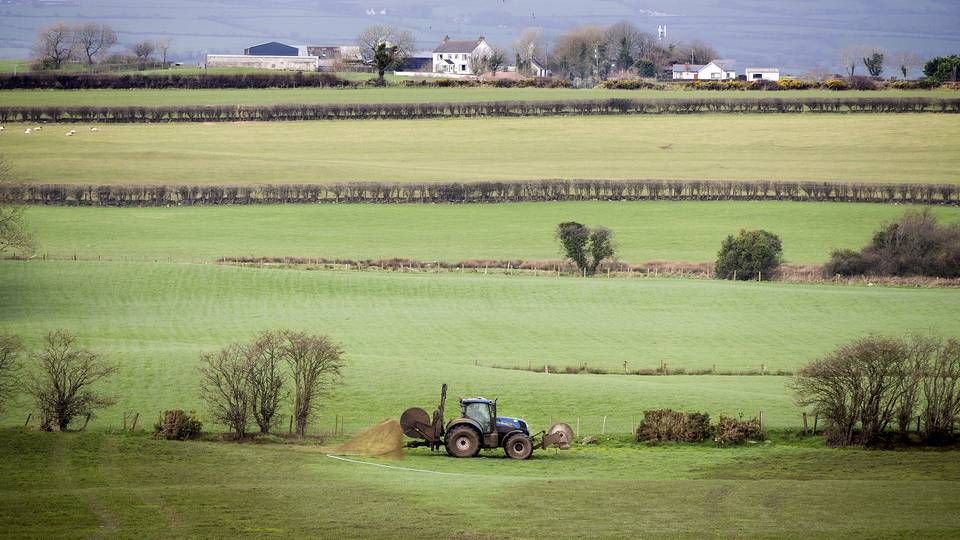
[2,429,959,538]
[4,115,959,184]
[2,260,958,433]
[0,87,957,107]
[23,202,960,265]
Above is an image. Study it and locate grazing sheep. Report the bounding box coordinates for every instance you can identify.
[90,127,99,132]
[24,128,32,134]
[66,132,74,136]
[33,126,42,131]
[0,126,5,132]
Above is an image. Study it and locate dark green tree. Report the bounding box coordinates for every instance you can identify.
[636,58,656,78]
[714,229,783,281]
[923,55,960,83]
[557,222,616,275]
[863,52,884,77]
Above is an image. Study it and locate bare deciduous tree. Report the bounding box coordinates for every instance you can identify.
[0,157,34,256]
[245,331,286,434]
[283,331,344,437]
[513,27,545,75]
[550,25,610,82]
[358,25,415,85]
[73,22,117,65]
[156,38,172,66]
[840,45,872,77]
[605,20,648,71]
[470,47,505,77]
[132,40,156,70]
[199,344,251,438]
[27,331,117,431]
[33,23,75,70]
[0,334,24,413]
[922,338,960,443]
[891,50,923,79]
[675,40,718,65]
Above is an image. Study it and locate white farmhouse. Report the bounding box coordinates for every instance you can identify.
[432,36,493,75]
[671,59,737,80]
[745,68,780,81]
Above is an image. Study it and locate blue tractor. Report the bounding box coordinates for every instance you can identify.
[400,384,572,459]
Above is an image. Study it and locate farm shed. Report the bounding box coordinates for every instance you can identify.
[244,41,299,56]
[745,68,781,81]
[206,54,319,71]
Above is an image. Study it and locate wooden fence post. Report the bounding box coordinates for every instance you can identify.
[82,413,91,431]
[130,413,139,431]
[813,413,818,434]
[576,417,580,438]
[601,416,607,435]
[802,412,808,435]
[24,413,31,427]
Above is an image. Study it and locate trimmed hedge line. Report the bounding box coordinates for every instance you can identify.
[0,72,353,90]
[1,97,958,123]
[5,180,958,206]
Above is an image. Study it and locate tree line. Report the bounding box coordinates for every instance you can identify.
[33,22,172,71]
[4,180,958,207]
[0,71,350,90]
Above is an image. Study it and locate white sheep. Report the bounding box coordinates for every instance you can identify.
[0,126,5,132]
[90,127,99,132]
[24,128,32,134]
[66,131,74,136]
[33,126,42,131]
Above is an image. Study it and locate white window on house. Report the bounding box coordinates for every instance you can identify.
[711,72,720,79]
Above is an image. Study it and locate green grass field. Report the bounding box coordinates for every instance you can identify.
[4,115,958,184]
[0,86,956,107]
[21,202,960,265]
[2,428,958,538]
[2,260,958,433]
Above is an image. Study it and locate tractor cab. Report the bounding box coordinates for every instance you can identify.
[460,397,531,440]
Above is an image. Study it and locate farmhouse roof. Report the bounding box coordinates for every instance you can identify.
[746,67,779,73]
[434,36,484,54]
[709,59,737,70]
[672,63,704,73]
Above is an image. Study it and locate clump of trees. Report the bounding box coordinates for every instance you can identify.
[924,55,960,83]
[792,335,960,446]
[26,331,117,431]
[556,222,615,275]
[357,25,415,85]
[714,229,782,281]
[199,330,344,438]
[544,20,719,84]
[33,22,119,70]
[824,209,960,278]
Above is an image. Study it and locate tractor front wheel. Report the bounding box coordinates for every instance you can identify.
[445,426,481,458]
[504,435,533,460]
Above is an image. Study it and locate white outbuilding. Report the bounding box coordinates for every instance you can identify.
[745,68,780,81]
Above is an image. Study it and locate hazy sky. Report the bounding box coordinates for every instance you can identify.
[1,0,958,73]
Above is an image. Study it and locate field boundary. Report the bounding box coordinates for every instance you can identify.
[2,97,959,123]
[5,180,959,206]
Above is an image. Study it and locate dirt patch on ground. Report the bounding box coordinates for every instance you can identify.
[335,419,404,460]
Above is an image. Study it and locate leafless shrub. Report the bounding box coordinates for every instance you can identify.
[27,331,117,431]
[637,409,711,443]
[0,333,24,413]
[713,416,763,446]
[154,409,202,440]
[922,339,960,444]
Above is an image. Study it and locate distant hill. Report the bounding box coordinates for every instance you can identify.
[1,0,957,75]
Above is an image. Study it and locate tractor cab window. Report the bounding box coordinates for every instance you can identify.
[464,402,493,431]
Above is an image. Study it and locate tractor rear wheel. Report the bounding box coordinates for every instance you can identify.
[445,426,481,458]
[504,435,533,460]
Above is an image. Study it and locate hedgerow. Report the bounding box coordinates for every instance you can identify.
[3,180,957,206]
[1,97,957,124]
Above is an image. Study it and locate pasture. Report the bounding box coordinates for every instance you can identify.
[0,87,956,107]
[2,428,959,538]
[2,260,959,433]
[21,202,960,264]
[3,115,959,184]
